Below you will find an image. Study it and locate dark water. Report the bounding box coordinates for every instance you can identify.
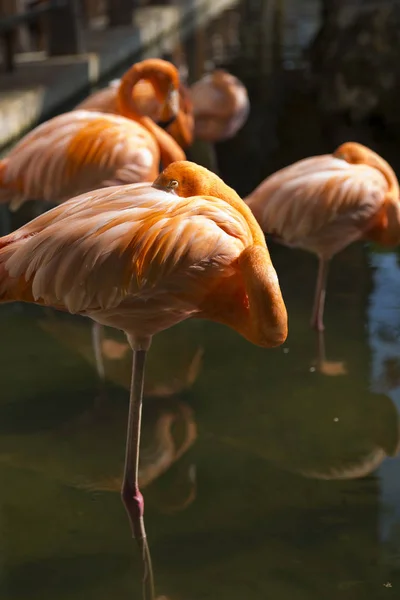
[2,1,400,599]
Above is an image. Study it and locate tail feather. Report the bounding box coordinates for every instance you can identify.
[0,233,67,311]
[0,234,32,303]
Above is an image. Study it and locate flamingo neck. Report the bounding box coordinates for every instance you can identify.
[198,244,287,348]
[361,152,400,246]
[145,119,186,167]
[168,85,194,148]
[366,152,399,200]
[117,63,185,167]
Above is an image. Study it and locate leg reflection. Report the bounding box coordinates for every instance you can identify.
[315,330,347,376]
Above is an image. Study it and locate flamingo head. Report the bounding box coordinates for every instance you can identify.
[152,160,242,204]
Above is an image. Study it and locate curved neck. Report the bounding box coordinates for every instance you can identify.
[365,151,400,200]
[359,151,400,246]
[235,245,287,347]
[144,118,186,167]
[117,63,186,167]
[170,85,194,148]
[198,244,287,348]
[167,110,194,148]
[117,61,168,120]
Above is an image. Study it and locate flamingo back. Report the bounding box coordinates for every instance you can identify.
[0,184,254,329]
[245,155,389,258]
[0,111,160,210]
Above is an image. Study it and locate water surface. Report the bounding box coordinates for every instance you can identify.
[1,2,400,598]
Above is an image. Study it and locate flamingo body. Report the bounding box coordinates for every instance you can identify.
[246,155,391,258]
[0,111,160,210]
[0,163,287,348]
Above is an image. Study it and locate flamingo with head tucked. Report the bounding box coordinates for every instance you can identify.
[244,142,400,331]
[0,160,287,598]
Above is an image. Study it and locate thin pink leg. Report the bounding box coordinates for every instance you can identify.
[316,330,326,366]
[92,322,105,381]
[122,349,155,600]
[310,258,330,332]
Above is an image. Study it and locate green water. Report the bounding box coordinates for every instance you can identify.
[2,2,400,599]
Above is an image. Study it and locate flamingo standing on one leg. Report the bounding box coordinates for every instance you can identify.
[76,59,194,149]
[0,160,287,598]
[244,142,400,331]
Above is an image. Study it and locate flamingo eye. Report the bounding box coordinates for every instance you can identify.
[169,179,179,189]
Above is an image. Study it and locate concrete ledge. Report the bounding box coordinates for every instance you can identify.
[0,0,238,151]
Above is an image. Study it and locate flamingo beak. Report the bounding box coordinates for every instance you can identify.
[160,87,179,122]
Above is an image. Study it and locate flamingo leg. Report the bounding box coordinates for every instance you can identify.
[317,330,326,366]
[92,322,105,381]
[122,349,155,600]
[310,258,330,332]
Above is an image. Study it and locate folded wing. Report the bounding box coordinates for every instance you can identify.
[245,155,388,257]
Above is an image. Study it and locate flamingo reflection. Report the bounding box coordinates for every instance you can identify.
[208,381,400,481]
[313,331,347,377]
[39,313,203,398]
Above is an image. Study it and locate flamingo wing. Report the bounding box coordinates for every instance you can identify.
[0,111,159,209]
[0,184,252,314]
[245,155,389,257]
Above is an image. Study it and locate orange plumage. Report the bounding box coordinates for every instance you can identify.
[76,60,194,149]
[245,141,400,330]
[0,161,287,347]
[0,59,186,211]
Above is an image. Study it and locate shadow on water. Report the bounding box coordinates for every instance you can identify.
[1,552,132,599]
[2,0,400,599]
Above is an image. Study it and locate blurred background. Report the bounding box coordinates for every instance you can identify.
[2,1,400,599]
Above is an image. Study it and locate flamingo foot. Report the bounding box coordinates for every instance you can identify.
[310,258,329,332]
